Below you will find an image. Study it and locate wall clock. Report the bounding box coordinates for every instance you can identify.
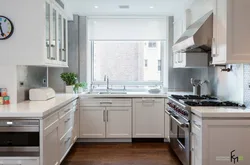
[0,16,14,40]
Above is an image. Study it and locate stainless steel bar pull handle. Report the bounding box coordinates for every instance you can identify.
[212,38,218,57]
[171,115,188,128]
[103,110,105,122]
[107,110,109,122]
[193,121,201,128]
[0,161,21,165]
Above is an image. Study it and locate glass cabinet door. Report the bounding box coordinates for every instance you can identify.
[51,8,57,60]
[58,14,62,61]
[45,2,51,60]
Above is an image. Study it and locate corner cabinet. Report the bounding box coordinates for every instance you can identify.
[212,0,250,64]
[0,0,68,67]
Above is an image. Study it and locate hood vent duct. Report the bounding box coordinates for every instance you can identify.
[172,11,213,53]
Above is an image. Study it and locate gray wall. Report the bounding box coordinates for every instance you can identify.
[17,66,47,102]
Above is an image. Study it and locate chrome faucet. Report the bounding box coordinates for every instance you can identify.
[104,75,110,92]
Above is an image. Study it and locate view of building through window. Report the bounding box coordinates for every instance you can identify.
[92,41,163,83]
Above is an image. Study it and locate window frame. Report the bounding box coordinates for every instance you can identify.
[90,40,165,86]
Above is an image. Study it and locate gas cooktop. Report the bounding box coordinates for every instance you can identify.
[171,95,245,107]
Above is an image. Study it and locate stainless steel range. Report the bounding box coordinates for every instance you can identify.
[166,94,245,165]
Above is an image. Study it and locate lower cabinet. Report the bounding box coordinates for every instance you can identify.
[42,99,78,165]
[106,107,132,138]
[43,113,59,165]
[80,107,106,138]
[164,111,170,140]
[0,158,39,165]
[191,115,202,165]
[59,128,73,162]
[133,98,165,138]
[80,106,132,138]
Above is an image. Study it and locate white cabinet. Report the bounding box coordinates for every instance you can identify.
[191,113,250,165]
[173,52,208,68]
[43,112,60,165]
[0,158,39,165]
[80,107,106,138]
[0,0,68,67]
[106,107,132,138]
[191,115,202,165]
[133,98,164,138]
[72,104,80,143]
[212,0,250,64]
[80,98,132,138]
[42,99,78,165]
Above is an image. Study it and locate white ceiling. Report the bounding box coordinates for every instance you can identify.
[65,0,188,16]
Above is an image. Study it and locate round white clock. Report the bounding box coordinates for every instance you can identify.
[0,16,14,40]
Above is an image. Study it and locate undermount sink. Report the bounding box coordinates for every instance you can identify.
[99,91,127,94]
[86,91,127,95]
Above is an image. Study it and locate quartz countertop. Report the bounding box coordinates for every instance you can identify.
[0,94,78,118]
[191,106,250,118]
[80,91,193,98]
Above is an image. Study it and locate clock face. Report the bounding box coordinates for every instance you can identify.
[0,16,14,40]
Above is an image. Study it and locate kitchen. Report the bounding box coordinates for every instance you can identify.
[0,0,250,165]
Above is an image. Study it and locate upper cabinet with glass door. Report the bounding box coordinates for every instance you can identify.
[0,0,68,67]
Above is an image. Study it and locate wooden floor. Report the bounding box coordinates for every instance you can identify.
[62,142,182,165]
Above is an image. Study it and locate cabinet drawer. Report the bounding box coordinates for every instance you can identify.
[59,101,77,118]
[133,98,164,106]
[59,110,74,139]
[59,128,73,162]
[80,98,132,107]
[0,157,39,165]
[43,111,59,131]
[191,114,202,134]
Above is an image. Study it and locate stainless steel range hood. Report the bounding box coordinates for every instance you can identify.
[172,11,213,53]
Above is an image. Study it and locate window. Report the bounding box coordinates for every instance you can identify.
[148,42,157,48]
[158,60,161,71]
[145,60,148,67]
[91,41,164,85]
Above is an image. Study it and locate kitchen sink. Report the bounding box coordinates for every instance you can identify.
[99,91,127,94]
[86,91,127,94]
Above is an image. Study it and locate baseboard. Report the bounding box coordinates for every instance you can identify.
[132,138,164,143]
[76,138,169,143]
[77,138,132,143]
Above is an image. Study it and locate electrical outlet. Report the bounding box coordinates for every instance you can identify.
[19,81,24,87]
[43,79,47,85]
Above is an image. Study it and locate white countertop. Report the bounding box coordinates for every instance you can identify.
[0,94,78,118]
[191,106,250,118]
[80,91,193,98]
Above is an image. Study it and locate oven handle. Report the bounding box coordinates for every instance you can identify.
[165,110,172,116]
[170,115,189,128]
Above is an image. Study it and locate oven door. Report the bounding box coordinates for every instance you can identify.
[170,115,190,165]
[0,120,40,157]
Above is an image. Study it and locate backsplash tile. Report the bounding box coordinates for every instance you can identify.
[17,66,47,103]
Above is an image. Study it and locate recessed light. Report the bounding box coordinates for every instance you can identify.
[149,6,154,9]
[94,6,99,9]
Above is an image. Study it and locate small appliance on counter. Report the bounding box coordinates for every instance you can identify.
[29,87,55,101]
